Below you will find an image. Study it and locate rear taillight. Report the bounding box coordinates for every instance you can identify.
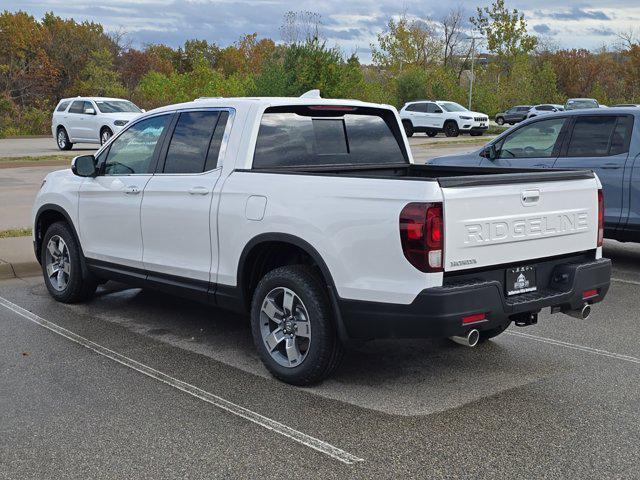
[399,202,443,272]
[597,189,604,247]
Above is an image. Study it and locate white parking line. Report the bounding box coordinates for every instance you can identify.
[506,330,640,365]
[611,277,640,286]
[0,296,364,465]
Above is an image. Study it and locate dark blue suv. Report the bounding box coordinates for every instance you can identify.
[428,108,638,241]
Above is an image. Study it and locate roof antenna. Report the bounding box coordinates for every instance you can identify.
[300,89,321,99]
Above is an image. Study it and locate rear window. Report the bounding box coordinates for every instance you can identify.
[253,106,408,168]
[566,116,632,157]
[56,101,70,112]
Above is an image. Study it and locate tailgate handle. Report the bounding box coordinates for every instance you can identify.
[521,189,540,206]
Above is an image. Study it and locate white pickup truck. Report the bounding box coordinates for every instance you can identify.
[32,93,611,385]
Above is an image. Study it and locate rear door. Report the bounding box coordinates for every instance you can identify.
[141,109,231,283]
[66,100,86,141]
[553,115,633,231]
[405,103,429,128]
[440,172,599,273]
[480,117,568,168]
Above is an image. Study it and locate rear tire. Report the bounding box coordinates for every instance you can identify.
[41,221,97,303]
[426,130,438,137]
[402,121,414,137]
[56,127,73,150]
[444,121,460,137]
[250,265,344,386]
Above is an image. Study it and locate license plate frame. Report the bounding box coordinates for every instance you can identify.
[506,265,537,296]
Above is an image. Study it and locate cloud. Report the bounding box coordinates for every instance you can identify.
[539,7,611,21]
[587,26,616,36]
[533,24,552,34]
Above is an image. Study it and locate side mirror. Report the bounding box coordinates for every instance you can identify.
[552,108,558,112]
[434,108,443,114]
[141,109,146,113]
[84,107,96,115]
[480,144,497,160]
[72,155,97,177]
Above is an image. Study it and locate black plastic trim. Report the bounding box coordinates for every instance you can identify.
[437,169,594,188]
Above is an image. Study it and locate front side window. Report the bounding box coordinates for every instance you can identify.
[426,103,441,113]
[566,116,632,157]
[103,115,170,175]
[95,100,142,113]
[163,111,226,174]
[253,106,408,168]
[497,117,566,159]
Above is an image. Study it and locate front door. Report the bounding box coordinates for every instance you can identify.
[79,114,172,268]
[481,116,567,168]
[141,110,230,283]
[554,115,633,231]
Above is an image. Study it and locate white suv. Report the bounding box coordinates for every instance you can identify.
[52,97,143,150]
[399,100,489,137]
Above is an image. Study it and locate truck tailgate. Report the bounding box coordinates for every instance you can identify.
[439,171,599,272]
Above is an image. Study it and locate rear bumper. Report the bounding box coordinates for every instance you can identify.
[338,257,611,340]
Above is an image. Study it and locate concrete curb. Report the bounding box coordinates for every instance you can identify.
[0,260,41,280]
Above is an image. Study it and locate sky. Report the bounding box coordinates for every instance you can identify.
[3,0,640,61]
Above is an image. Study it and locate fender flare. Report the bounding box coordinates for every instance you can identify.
[236,233,350,341]
[34,204,86,270]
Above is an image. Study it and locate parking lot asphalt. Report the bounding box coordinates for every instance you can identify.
[1,240,640,479]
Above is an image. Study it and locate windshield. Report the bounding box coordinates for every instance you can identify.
[565,99,598,110]
[438,102,468,113]
[95,100,142,114]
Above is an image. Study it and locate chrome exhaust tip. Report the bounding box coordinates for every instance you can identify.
[563,303,591,320]
[450,329,480,347]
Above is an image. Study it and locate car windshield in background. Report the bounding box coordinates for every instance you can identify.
[565,100,599,110]
[253,107,408,168]
[95,100,142,113]
[439,102,468,112]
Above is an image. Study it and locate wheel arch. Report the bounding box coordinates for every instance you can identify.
[228,233,349,341]
[34,204,83,265]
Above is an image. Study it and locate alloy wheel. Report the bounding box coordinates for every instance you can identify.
[57,130,66,149]
[259,287,311,368]
[45,235,70,291]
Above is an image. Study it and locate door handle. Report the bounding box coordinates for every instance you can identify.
[124,185,140,195]
[188,186,210,195]
[601,163,619,170]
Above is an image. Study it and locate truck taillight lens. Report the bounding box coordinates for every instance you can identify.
[597,189,604,247]
[399,202,443,273]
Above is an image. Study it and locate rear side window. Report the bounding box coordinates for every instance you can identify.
[163,111,229,174]
[56,101,70,112]
[566,116,631,157]
[253,106,408,168]
[68,101,84,114]
[406,103,426,112]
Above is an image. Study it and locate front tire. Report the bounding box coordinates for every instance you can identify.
[444,121,460,137]
[250,265,344,386]
[56,127,73,150]
[41,221,97,303]
[496,117,505,126]
[470,131,483,137]
[100,127,113,145]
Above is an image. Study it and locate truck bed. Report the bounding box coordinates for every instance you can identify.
[246,163,594,187]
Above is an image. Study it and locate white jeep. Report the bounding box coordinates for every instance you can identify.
[400,100,489,137]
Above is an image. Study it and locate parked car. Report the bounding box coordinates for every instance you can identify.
[52,97,143,150]
[428,108,638,242]
[495,105,532,125]
[526,104,564,118]
[565,98,599,110]
[400,100,489,137]
[611,104,640,108]
[33,94,610,385]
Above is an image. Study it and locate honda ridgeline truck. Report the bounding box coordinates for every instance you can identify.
[32,92,611,385]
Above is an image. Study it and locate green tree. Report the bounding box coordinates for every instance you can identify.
[74,48,126,97]
[471,0,537,69]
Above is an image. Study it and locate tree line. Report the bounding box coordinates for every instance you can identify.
[1,1,639,137]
